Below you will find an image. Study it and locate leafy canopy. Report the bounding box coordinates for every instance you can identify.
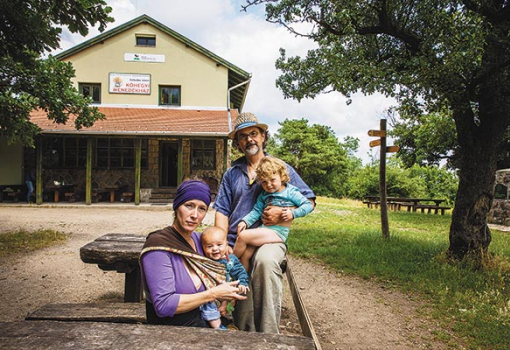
[0,0,114,146]
[267,118,348,197]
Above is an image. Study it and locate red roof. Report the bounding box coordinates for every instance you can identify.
[30,107,238,136]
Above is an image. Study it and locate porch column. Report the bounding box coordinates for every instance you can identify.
[134,138,141,205]
[223,138,229,173]
[36,137,43,205]
[85,138,92,205]
[177,140,183,186]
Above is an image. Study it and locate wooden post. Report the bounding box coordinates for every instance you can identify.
[85,139,92,205]
[134,139,141,205]
[367,119,398,239]
[379,119,389,239]
[36,137,43,205]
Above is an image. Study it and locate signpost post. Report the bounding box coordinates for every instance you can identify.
[368,119,400,239]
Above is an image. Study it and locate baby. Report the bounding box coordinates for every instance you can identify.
[200,226,250,329]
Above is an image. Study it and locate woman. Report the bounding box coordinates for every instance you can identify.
[140,180,246,326]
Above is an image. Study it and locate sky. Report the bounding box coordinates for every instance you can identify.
[57,0,397,164]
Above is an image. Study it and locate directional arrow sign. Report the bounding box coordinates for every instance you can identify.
[369,139,381,147]
[386,146,400,153]
[368,130,386,137]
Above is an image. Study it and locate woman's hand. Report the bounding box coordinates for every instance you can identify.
[210,280,247,302]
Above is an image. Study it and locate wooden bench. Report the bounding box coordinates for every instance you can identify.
[363,200,380,209]
[415,204,451,215]
[26,302,145,324]
[1,320,315,349]
[121,192,133,203]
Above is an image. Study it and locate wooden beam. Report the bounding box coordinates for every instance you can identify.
[286,262,322,350]
[134,139,141,205]
[85,138,92,205]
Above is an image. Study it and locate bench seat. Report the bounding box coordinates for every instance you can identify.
[26,302,146,324]
[415,204,451,215]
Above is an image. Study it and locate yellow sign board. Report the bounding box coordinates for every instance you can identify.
[369,139,381,147]
[368,130,386,137]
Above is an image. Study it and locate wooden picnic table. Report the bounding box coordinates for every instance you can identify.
[364,196,450,214]
[0,321,315,349]
[47,184,75,203]
[80,233,145,302]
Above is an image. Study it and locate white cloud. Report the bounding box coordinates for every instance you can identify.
[56,0,397,163]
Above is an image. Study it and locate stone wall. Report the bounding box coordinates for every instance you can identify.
[488,169,510,226]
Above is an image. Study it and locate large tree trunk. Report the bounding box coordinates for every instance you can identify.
[448,19,510,261]
[448,139,495,260]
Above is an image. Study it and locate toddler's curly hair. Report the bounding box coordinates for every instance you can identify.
[256,156,290,184]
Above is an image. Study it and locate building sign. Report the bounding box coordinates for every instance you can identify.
[109,73,151,94]
[124,53,165,63]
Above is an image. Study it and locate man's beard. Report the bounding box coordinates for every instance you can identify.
[244,143,260,156]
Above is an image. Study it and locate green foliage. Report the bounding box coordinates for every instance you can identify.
[347,157,458,203]
[289,197,510,349]
[389,109,459,169]
[0,229,68,258]
[0,0,114,146]
[267,118,348,197]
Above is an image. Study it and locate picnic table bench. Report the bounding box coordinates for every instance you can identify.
[79,233,322,349]
[364,196,451,215]
[80,233,145,302]
[0,320,315,349]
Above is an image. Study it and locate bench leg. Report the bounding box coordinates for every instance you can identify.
[125,267,143,302]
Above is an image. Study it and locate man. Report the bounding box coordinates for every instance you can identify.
[214,112,315,333]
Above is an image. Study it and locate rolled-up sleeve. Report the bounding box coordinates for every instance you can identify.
[141,250,180,318]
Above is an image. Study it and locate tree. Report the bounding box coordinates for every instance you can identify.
[268,118,348,197]
[244,0,510,262]
[0,0,114,146]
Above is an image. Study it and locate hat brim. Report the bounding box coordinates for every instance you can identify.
[228,122,268,140]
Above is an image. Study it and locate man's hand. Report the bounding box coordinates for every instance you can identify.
[262,206,284,226]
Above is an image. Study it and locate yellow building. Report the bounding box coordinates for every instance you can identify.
[1,15,250,205]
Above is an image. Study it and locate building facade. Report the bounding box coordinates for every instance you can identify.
[1,15,251,204]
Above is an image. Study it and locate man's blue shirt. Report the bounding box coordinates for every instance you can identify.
[213,155,316,246]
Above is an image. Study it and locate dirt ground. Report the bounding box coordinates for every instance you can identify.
[0,204,458,349]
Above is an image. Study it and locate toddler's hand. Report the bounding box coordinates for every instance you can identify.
[281,208,294,221]
[237,221,247,234]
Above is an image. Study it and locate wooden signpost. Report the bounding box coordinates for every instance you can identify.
[368,119,399,239]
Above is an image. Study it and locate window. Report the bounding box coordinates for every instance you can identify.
[191,140,216,170]
[159,86,181,106]
[42,137,87,168]
[79,83,101,103]
[136,35,156,47]
[95,138,148,169]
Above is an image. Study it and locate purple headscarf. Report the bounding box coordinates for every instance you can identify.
[172,180,211,211]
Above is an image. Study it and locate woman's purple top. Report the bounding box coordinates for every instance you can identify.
[141,231,205,318]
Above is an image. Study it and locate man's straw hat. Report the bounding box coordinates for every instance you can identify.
[228,112,268,140]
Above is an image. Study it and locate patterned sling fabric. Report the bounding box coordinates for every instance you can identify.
[140,226,226,289]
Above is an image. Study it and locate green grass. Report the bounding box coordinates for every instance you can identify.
[289,197,510,350]
[0,229,69,258]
